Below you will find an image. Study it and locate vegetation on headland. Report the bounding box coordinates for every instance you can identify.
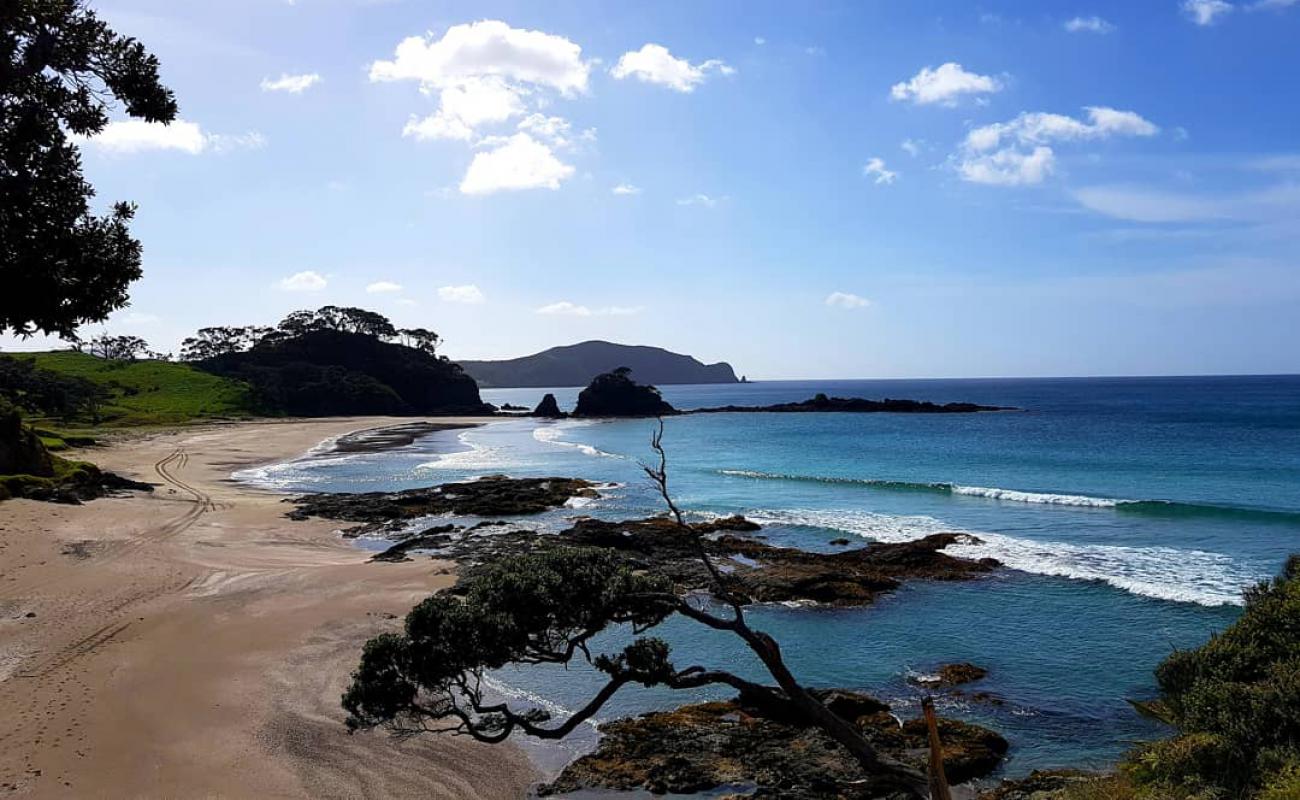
[572,366,678,417]
[5,350,255,427]
[460,339,739,388]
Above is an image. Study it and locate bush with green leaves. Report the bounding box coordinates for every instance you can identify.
[1121,555,1300,798]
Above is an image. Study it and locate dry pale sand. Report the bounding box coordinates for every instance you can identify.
[0,417,541,799]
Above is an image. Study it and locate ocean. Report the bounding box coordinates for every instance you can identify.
[236,375,1300,779]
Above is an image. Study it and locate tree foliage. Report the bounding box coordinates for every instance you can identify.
[342,423,928,795]
[573,367,677,417]
[77,332,150,361]
[180,326,274,361]
[1120,555,1300,799]
[0,354,110,421]
[1,0,177,338]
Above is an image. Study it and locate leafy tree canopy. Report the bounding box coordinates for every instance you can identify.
[2,0,177,338]
[1121,555,1300,799]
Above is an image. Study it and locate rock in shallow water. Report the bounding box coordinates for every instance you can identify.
[539,690,1009,798]
[284,474,599,533]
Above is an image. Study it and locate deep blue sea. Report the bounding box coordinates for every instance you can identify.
[237,376,1300,781]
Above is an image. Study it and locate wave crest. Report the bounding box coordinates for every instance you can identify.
[752,508,1261,607]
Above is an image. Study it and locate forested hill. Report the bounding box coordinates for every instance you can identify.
[459,341,740,388]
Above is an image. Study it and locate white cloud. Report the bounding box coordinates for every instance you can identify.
[958,106,1158,186]
[260,73,321,93]
[959,146,1056,186]
[612,183,642,195]
[1073,185,1228,222]
[825,292,870,309]
[610,43,734,92]
[1064,16,1115,33]
[278,271,327,292]
[76,119,264,155]
[401,77,525,141]
[78,119,207,154]
[459,132,574,194]
[517,113,575,147]
[207,131,267,153]
[1183,0,1234,25]
[372,20,590,150]
[119,311,160,325]
[754,36,766,45]
[438,284,486,304]
[535,301,641,317]
[863,157,898,185]
[677,193,721,207]
[370,21,589,94]
[366,281,403,293]
[1073,181,1300,223]
[890,63,1001,106]
[901,139,922,157]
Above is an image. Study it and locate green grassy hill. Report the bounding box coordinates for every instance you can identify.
[20,350,257,427]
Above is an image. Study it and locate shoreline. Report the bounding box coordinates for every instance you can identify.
[0,416,536,798]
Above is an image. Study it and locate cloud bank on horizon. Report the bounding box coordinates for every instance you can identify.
[22,0,1300,378]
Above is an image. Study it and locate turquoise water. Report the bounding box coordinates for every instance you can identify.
[239,376,1300,778]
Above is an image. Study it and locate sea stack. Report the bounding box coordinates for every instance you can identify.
[532,393,565,418]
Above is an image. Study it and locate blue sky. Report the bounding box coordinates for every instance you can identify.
[8,0,1300,378]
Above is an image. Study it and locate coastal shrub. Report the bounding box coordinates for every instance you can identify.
[1123,555,1300,798]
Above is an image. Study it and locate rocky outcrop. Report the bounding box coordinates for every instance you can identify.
[426,515,998,607]
[531,393,565,418]
[572,368,676,417]
[539,690,1009,798]
[695,393,1012,414]
[977,770,1104,800]
[0,401,53,478]
[285,475,598,534]
[911,663,989,688]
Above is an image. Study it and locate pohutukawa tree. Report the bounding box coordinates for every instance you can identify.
[342,422,931,796]
[1,0,177,338]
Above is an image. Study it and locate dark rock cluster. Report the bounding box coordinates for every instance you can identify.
[385,513,998,607]
[572,367,677,417]
[284,475,597,535]
[531,393,565,418]
[695,392,1013,414]
[539,689,1009,798]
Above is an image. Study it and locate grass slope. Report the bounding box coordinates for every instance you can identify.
[22,350,256,426]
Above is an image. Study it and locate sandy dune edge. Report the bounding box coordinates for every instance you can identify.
[0,417,538,798]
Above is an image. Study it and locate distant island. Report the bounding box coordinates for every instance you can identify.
[459,340,739,388]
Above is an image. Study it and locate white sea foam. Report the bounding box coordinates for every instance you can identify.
[415,430,516,471]
[479,674,603,730]
[949,485,1127,507]
[752,508,1259,607]
[532,424,624,459]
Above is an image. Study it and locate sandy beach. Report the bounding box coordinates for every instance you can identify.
[0,417,538,798]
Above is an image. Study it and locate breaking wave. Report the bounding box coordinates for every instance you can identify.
[751,508,1262,607]
[721,470,1300,523]
[533,425,625,459]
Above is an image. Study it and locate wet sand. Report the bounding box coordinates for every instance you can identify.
[0,417,538,798]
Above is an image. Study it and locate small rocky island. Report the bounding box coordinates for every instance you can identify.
[696,392,1013,414]
[532,370,1014,418]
